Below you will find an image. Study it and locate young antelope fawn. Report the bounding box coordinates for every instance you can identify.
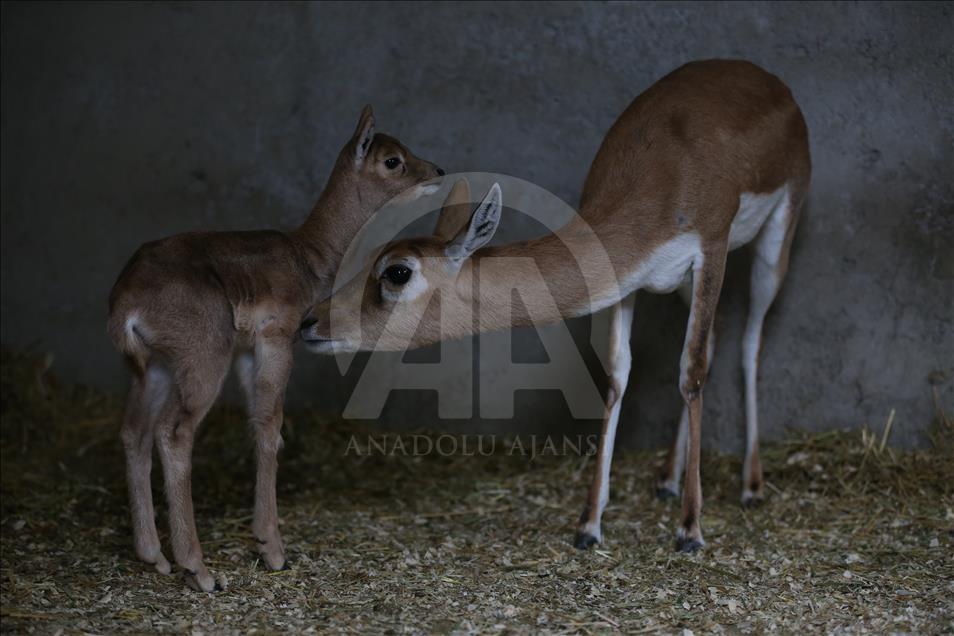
[108,106,443,591]
[303,60,811,552]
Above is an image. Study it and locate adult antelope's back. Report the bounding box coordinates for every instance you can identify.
[303,60,811,552]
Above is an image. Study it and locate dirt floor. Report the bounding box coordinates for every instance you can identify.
[1,351,953,634]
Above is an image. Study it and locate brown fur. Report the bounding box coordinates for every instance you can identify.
[107,106,442,591]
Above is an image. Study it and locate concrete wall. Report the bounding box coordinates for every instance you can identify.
[2,2,951,450]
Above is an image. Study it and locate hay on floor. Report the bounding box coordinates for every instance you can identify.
[1,349,952,633]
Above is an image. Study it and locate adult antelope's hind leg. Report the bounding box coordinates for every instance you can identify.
[676,244,727,553]
[240,337,293,570]
[656,329,714,500]
[656,281,713,500]
[120,363,172,575]
[575,295,636,549]
[741,196,801,506]
[656,407,687,499]
[155,352,230,592]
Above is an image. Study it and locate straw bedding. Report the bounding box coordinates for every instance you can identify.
[2,350,952,633]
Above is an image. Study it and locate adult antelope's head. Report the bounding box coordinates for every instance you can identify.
[301,180,503,353]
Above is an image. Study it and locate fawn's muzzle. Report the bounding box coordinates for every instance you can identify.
[299,317,322,342]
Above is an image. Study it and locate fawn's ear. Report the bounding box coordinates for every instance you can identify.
[434,179,472,242]
[351,105,376,165]
[446,183,502,261]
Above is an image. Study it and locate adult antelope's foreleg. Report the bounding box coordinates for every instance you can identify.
[676,243,727,553]
[741,198,801,506]
[120,364,172,575]
[240,337,293,571]
[574,295,636,549]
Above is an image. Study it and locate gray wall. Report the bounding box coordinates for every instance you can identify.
[2,2,952,450]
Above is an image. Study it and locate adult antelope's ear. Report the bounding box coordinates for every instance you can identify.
[434,179,472,242]
[351,104,375,165]
[446,183,502,261]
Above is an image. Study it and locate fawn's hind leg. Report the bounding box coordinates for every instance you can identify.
[121,363,173,574]
[154,350,230,592]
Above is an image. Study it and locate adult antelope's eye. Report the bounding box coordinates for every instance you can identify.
[384,157,402,170]
[384,265,412,285]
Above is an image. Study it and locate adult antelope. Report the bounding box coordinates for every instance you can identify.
[107,106,443,591]
[303,60,810,552]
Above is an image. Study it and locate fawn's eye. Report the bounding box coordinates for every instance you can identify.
[384,265,412,286]
[384,157,402,170]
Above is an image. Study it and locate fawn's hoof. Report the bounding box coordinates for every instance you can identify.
[259,548,287,572]
[183,567,217,593]
[255,535,287,571]
[261,553,287,571]
[136,544,172,576]
[153,556,172,576]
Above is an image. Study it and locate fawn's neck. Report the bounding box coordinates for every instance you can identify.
[292,168,377,301]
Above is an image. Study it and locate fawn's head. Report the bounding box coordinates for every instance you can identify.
[302,179,503,353]
[328,105,445,210]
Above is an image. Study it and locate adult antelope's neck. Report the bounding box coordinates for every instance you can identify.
[470,215,636,332]
[292,170,375,300]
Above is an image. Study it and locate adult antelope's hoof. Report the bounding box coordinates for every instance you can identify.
[741,493,765,509]
[573,532,599,550]
[675,537,704,553]
[655,486,679,501]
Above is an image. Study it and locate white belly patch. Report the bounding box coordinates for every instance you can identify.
[614,185,791,299]
[624,233,702,295]
[729,186,790,250]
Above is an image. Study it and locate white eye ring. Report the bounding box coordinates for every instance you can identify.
[377,259,427,303]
